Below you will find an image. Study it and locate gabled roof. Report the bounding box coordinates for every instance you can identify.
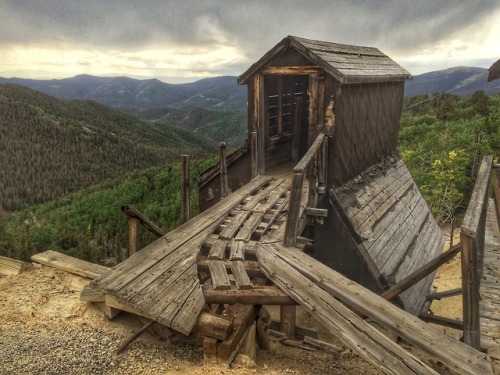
[238,35,411,85]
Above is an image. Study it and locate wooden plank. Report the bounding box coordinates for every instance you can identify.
[283,172,304,247]
[121,205,166,238]
[80,285,106,302]
[198,257,262,279]
[251,183,289,214]
[169,281,206,336]
[355,177,414,235]
[32,250,109,279]
[92,175,272,292]
[208,261,232,290]
[202,285,296,305]
[256,245,439,375]
[0,256,31,276]
[462,156,493,237]
[216,304,257,364]
[207,239,228,260]
[242,178,286,211]
[230,261,253,290]
[280,305,297,339]
[235,212,263,241]
[219,210,250,240]
[128,217,140,256]
[262,243,494,375]
[261,66,322,75]
[229,240,246,261]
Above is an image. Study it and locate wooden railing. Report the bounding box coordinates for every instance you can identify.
[283,132,327,247]
[460,155,494,349]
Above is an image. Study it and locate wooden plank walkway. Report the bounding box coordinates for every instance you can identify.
[257,242,493,375]
[480,200,500,349]
[91,175,291,335]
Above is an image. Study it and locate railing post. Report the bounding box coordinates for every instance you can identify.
[128,217,140,257]
[220,143,230,199]
[181,154,190,223]
[284,172,304,247]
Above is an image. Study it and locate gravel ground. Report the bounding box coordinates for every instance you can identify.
[0,265,382,375]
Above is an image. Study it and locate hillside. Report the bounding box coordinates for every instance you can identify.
[0,75,247,112]
[404,67,500,96]
[0,84,218,211]
[132,106,247,147]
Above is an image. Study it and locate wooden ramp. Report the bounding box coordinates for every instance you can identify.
[257,242,494,375]
[481,200,500,349]
[90,175,291,335]
[332,156,444,315]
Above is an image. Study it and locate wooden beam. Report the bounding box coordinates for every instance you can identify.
[202,285,296,305]
[181,154,190,222]
[257,245,439,375]
[121,205,166,238]
[31,250,110,279]
[0,256,31,276]
[280,305,297,339]
[418,313,464,330]
[261,66,322,75]
[127,217,140,257]
[427,288,462,301]
[219,144,230,199]
[261,243,494,375]
[380,243,461,302]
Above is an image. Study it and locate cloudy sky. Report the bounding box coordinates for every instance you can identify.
[1,0,499,83]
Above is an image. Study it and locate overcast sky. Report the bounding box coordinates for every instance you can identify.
[1,0,499,83]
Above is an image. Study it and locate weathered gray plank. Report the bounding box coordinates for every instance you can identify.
[257,245,439,375]
[219,210,251,239]
[242,178,286,211]
[207,239,228,260]
[262,243,493,375]
[230,261,254,290]
[32,250,108,279]
[208,260,232,290]
[229,239,246,261]
[235,212,263,241]
[92,175,272,292]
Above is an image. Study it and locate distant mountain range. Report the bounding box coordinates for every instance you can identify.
[404,67,500,97]
[0,67,498,114]
[0,75,247,112]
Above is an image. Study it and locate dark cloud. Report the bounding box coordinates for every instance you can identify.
[1,0,499,78]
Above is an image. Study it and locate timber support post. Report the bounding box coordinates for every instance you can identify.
[181,154,190,223]
[460,155,492,350]
[280,305,296,339]
[127,217,140,257]
[220,143,230,199]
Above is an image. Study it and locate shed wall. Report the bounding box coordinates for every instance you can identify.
[329,81,404,186]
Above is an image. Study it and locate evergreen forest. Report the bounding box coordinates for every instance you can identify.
[0,87,499,266]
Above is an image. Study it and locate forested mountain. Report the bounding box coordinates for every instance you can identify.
[131,106,247,147]
[404,67,500,96]
[0,84,218,211]
[0,75,247,112]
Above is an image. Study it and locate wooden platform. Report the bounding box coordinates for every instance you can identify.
[91,175,293,335]
[332,156,444,315]
[480,200,500,349]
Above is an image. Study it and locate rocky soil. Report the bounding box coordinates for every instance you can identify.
[0,229,467,375]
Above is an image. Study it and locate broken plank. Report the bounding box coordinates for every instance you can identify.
[32,250,109,279]
[229,240,246,261]
[208,260,232,290]
[0,256,31,276]
[256,245,438,375]
[207,239,228,260]
[265,243,493,375]
[230,260,254,290]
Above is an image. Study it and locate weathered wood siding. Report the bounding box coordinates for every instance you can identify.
[329,81,404,186]
[332,156,444,315]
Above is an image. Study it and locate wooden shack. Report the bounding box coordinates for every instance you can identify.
[199,35,443,315]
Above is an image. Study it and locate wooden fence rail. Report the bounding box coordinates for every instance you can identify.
[284,132,326,247]
[460,155,493,349]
